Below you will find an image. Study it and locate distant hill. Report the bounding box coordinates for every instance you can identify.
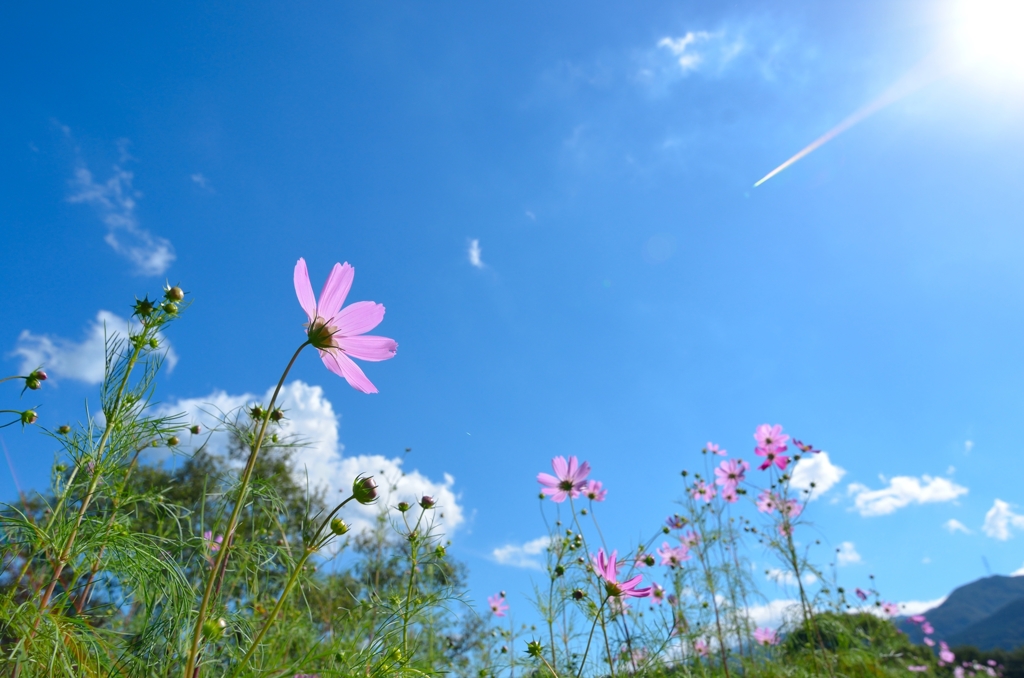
[898,575,1024,649]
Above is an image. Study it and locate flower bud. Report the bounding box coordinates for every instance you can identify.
[25,378,40,390]
[419,495,435,509]
[58,425,71,435]
[397,501,410,512]
[526,640,544,658]
[21,410,37,425]
[202,617,227,640]
[165,286,185,302]
[330,518,349,536]
[190,425,201,435]
[352,475,378,505]
[250,406,264,420]
[133,297,156,318]
[435,544,446,558]
[573,589,584,600]
[31,370,47,382]
[162,302,178,315]
[168,436,180,447]
[149,338,159,349]
[270,408,285,422]
[554,565,565,577]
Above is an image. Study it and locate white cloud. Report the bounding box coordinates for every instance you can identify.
[468,239,484,268]
[847,475,968,517]
[982,499,1024,541]
[68,156,175,275]
[1011,562,1024,576]
[491,536,551,570]
[943,518,972,535]
[156,380,463,537]
[10,310,178,384]
[965,440,974,454]
[747,599,801,629]
[765,568,817,586]
[657,33,713,72]
[653,30,746,78]
[790,452,846,499]
[898,597,946,616]
[836,541,861,566]
[190,173,213,191]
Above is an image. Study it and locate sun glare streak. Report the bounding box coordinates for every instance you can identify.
[753,57,947,188]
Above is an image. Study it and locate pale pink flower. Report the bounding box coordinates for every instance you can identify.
[753,627,779,646]
[294,258,397,393]
[635,552,655,568]
[907,666,928,672]
[924,637,935,647]
[694,638,710,656]
[780,499,803,519]
[755,446,790,471]
[921,621,935,635]
[909,615,927,624]
[954,667,965,678]
[203,530,223,552]
[681,530,701,548]
[581,479,607,502]
[777,522,793,538]
[592,548,651,598]
[756,490,777,514]
[754,424,789,452]
[488,593,509,617]
[881,602,899,617]
[939,642,955,664]
[650,582,665,604]
[707,442,727,456]
[720,486,739,504]
[714,459,749,491]
[691,480,716,503]
[656,542,690,568]
[537,456,590,502]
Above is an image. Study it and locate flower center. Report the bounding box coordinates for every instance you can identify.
[307,318,340,351]
[559,479,574,492]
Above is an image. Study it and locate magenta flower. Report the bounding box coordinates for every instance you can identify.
[488,593,509,617]
[714,459,749,491]
[753,627,779,646]
[691,480,716,503]
[592,548,651,598]
[756,490,778,514]
[203,530,223,552]
[754,424,789,452]
[694,638,710,657]
[294,258,398,394]
[855,587,869,601]
[537,456,590,502]
[881,602,899,617]
[793,439,819,454]
[707,442,727,456]
[777,522,793,538]
[656,542,690,568]
[581,479,607,502]
[755,446,790,471]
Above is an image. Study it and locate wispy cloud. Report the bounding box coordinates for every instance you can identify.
[847,475,968,517]
[790,452,846,499]
[492,536,551,570]
[10,310,178,384]
[657,32,715,73]
[836,541,861,566]
[66,138,175,276]
[156,381,464,538]
[190,173,213,192]
[982,499,1024,541]
[766,568,817,586]
[943,518,972,535]
[468,239,484,268]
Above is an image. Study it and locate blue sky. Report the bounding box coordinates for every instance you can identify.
[3,0,1024,626]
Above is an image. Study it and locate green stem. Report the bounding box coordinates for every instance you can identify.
[183,342,307,678]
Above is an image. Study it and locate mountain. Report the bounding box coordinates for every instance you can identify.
[898,575,1024,647]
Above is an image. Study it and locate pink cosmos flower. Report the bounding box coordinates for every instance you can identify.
[793,439,820,454]
[694,638,710,657]
[203,530,223,552]
[650,582,665,604]
[777,522,793,538]
[714,459,749,491]
[691,480,716,503]
[635,552,656,568]
[656,542,690,568]
[780,499,803,519]
[488,593,509,617]
[909,615,927,624]
[855,587,869,601]
[756,490,778,514]
[581,479,607,502]
[953,668,965,678]
[537,456,591,502]
[720,486,739,504]
[881,602,899,617]
[921,622,935,635]
[755,446,790,471]
[754,424,789,452]
[753,627,779,646]
[294,258,398,394]
[707,442,727,456]
[939,642,955,664]
[592,548,651,598]
[681,530,701,548]
[665,514,687,530]
[924,637,935,647]
[907,666,928,672]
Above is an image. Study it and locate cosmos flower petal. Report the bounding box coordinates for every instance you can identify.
[551,456,569,478]
[318,262,355,320]
[337,335,398,362]
[335,301,386,336]
[322,350,378,394]
[294,258,317,323]
[537,473,560,488]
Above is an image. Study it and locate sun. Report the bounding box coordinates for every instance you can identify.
[952,0,1024,77]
